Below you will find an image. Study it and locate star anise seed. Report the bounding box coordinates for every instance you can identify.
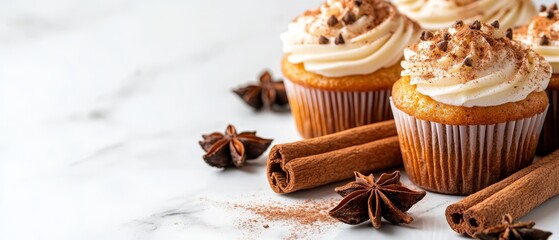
[474,214,552,240]
[329,171,426,229]
[199,124,273,168]
[233,71,289,111]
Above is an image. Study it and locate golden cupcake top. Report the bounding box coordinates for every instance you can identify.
[392,0,536,30]
[401,20,551,107]
[281,0,421,77]
[515,3,559,75]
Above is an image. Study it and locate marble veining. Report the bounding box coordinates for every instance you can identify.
[1,0,558,239]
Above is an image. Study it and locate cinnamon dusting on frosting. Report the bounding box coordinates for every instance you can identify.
[515,4,559,74]
[405,22,547,82]
[516,7,559,45]
[402,21,551,107]
[281,0,421,77]
[392,0,537,30]
[288,0,416,44]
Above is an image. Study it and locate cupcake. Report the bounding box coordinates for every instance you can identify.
[281,0,421,138]
[391,20,551,195]
[392,0,536,30]
[515,3,559,155]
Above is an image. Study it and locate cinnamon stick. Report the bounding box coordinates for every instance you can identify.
[266,120,401,194]
[446,149,559,236]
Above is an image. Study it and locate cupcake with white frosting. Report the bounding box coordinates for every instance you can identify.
[392,0,537,30]
[281,0,421,138]
[391,20,551,194]
[515,3,559,155]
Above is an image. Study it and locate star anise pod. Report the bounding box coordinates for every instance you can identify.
[233,71,289,111]
[329,171,426,229]
[475,214,552,240]
[199,124,273,168]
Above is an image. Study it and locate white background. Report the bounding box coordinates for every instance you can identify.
[0,0,557,239]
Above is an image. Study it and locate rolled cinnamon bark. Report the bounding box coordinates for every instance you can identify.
[446,149,559,236]
[266,120,401,194]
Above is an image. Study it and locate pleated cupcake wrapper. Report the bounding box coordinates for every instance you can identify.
[390,99,548,195]
[285,79,393,139]
[538,89,559,155]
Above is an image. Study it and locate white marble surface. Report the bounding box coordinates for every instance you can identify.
[1,0,558,239]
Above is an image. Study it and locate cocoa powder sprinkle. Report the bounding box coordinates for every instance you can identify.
[230,199,340,239]
[232,199,338,223]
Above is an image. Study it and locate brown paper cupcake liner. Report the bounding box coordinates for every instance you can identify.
[391,99,548,195]
[285,79,393,139]
[537,89,559,155]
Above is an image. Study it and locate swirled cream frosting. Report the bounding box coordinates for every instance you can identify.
[392,0,536,30]
[401,21,551,107]
[515,5,559,74]
[281,0,421,77]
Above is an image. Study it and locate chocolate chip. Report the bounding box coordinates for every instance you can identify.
[550,3,558,11]
[541,4,548,12]
[354,0,362,7]
[540,35,550,46]
[470,20,481,30]
[319,35,329,44]
[454,20,464,27]
[443,32,451,41]
[506,28,513,40]
[547,10,555,19]
[490,20,500,29]
[420,31,433,41]
[463,57,473,67]
[343,12,356,25]
[335,34,345,45]
[327,15,339,27]
[437,40,448,52]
